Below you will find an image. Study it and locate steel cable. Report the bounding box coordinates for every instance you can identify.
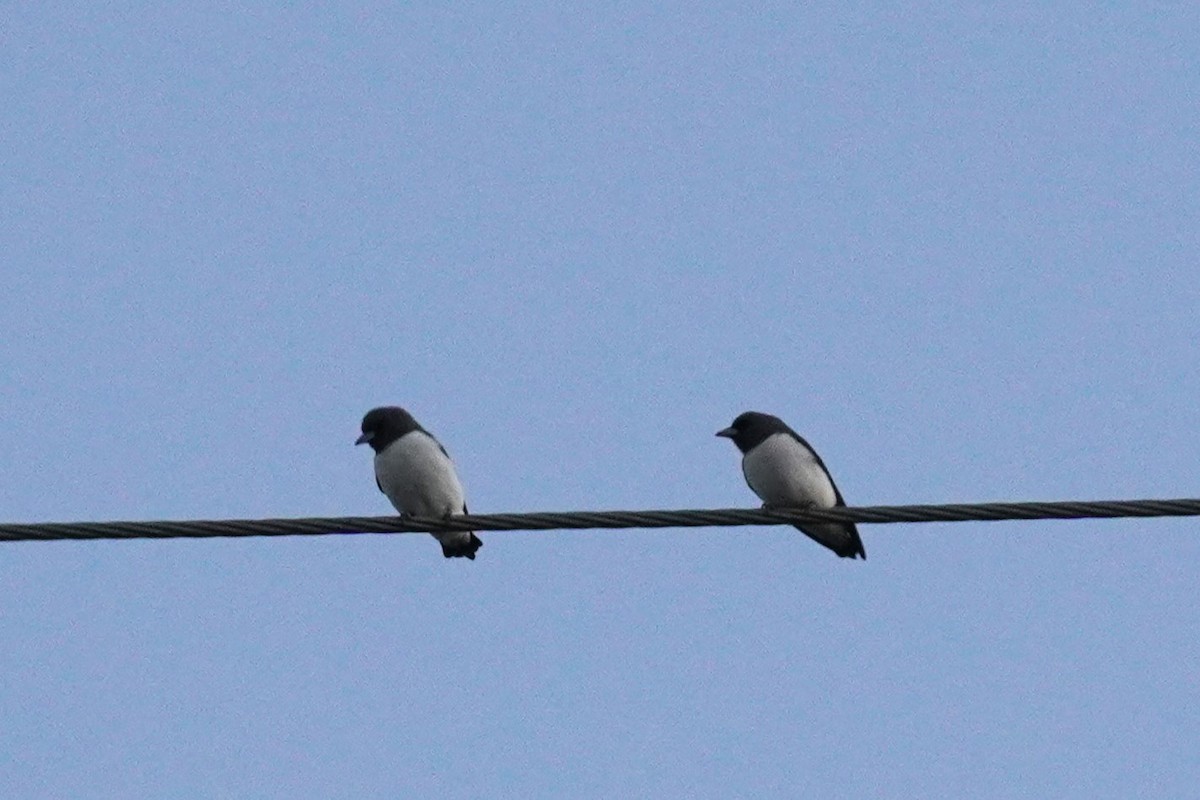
[2,497,1198,543]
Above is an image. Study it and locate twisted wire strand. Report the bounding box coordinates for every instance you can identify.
[1,498,1198,543]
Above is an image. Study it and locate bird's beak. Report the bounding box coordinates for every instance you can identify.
[355,431,373,446]
[715,427,736,439]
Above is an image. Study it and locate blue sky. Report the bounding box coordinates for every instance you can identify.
[3,3,1199,797]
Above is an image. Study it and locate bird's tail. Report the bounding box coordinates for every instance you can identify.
[441,532,483,560]
[794,523,866,560]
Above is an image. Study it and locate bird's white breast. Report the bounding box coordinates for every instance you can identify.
[374,431,466,517]
[742,433,838,509]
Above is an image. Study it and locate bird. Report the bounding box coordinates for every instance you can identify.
[716,411,865,559]
[355,406,482,560]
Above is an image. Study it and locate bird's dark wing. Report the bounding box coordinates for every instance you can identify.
[425,431,452,461]
[789,437,864,557]
[784,430,849,506]
[781,429,865,558]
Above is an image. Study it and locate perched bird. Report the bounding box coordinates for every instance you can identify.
[356,406,482,560]
[717,411,865,559]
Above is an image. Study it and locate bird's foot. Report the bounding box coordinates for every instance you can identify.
[762,500,816,511]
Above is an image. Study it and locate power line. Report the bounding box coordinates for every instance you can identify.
[1,497,1198,543]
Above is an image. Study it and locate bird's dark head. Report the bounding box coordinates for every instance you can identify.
[716,411,790,453]
[356,406,421,453]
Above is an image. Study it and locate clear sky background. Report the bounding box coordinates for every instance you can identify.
[3,3,1198,798]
